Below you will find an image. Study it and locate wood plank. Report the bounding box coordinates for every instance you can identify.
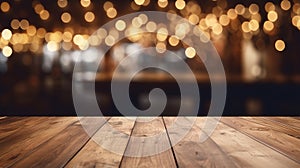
[241,117,300,138]
[163,117,237,167]
[120,117,176,167]
[221,117,300,163]
[10,117,108,168]
[0,117,77,168]
[263,117,300,130]
[65,117,136,168]
[195,117,299,168]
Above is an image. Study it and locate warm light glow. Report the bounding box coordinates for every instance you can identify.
[241,21,250,33]
[61,12,71,23]
[63,31,73,42]
[27,26,37,36]
[227,9,237,20]
[212,24,223,35]
[158,0,168,8]
[105,35,115,46]
[131,1,141,10]
[1,29,12,40]
[146,21,157,32]
[97,28,107,39]
[62,42,72,50]
[84,12,95,22]
[168,35,179,46]
[235,4,245,15]
[88,35,101,46]
[185,47,196,58]
[249,19,259,31]
[156,28,168,41]
[11,19,19,30]
[103,1,113,11]
[267,11,278,22]
[1,2,10,12]
[292,15,300,27]
[281,0,291,11]
[275,40,285,51]
[143,0,150,6]
[80,0,91,8]
[175,0,186,10]
[205,14,217,27]
[2,46,12,57]
[40,10,50,20]
[73,34,84,45]
[57,0,68,8]
[37,28,46,38]
[293,3,300,14]
[249,4,259,14]
[265,2,275,12]
[134,0,145,6]
[132,17,143,28]
[107,7,117,18]
[188,14,199,25]
[20,19,29,30]
[47,41,59,52]
[219,15,230,26]
[156,42,166,53]
[109,29,119,39]
[115,20,126,31]
[263,21,274,31]
[139,14,148,24]
[34,4,44,14]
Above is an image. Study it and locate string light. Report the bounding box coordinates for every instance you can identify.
[10,19,19,30]
[106,7,117,18]
[281,0,291,11]
[168,35,179,46]
[61,12,71,23]
[0,1,297,58]
[156,42,166,53]
[2,46,13,57]
[57,0,68,8]
[267,11,278,22]
[175,0,186,10]
[103,1,113,11]
[1,29,12,40]
[185,47,196,58]
[80,0,91,8]
[134,0,145,6]
[115,20,126,31]
[275,40,285,51]
[84,12,95,22]
[20,19,29,30]
[0,2,10,12]
[146,21,157,32]
[40,10,50,20]
[158,0,168,8]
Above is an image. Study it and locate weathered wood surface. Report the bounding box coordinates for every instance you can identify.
[0,116,299,167]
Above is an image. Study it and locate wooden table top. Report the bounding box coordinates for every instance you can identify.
[0,116,299,167]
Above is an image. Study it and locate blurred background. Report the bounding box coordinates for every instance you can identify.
[0,0,299,116]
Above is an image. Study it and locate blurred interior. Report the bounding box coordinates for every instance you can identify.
[0,0,299,116]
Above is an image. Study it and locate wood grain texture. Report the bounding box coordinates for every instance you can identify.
[221,117,300,163]
[195,118,299,168]
[120,117,176,168]
[1,117,299,167]
[10,117,108,168]
[263,117,300,130]
[241,117,300,138]
[163,117,236,167]
[0,117,77,168]
[66,117,136,168]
